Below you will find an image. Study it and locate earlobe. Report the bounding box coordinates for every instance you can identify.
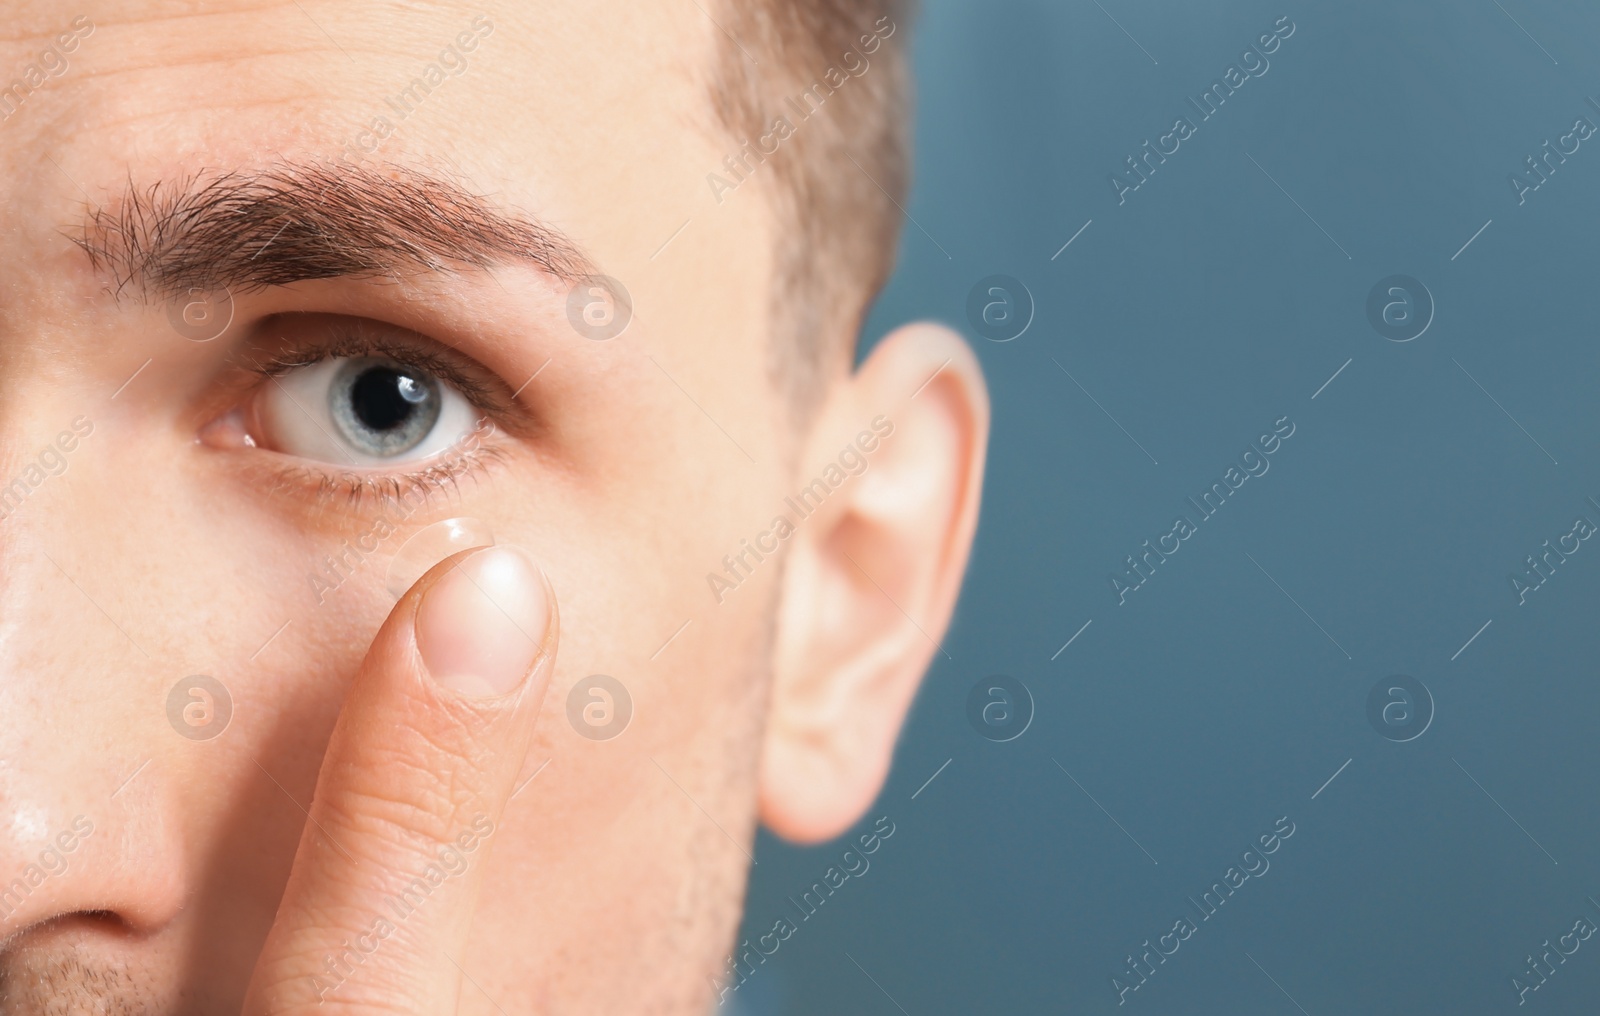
[758,322,989,843]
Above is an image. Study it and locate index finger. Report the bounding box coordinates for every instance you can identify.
[242,544,557,1015]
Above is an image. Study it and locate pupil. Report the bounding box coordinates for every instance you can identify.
[351,367,423,431]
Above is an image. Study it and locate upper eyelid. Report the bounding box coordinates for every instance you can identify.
[241,319,509,413]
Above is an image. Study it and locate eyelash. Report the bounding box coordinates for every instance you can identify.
[241,322,513,511]
[281,437,510,513]
[244,324,503,410]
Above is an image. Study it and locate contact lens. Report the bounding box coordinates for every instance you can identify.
[384,516,496,598]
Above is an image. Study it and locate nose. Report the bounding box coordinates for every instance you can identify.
[0,487,189,940]
[0,753,187,938]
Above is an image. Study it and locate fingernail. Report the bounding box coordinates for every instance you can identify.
[415,545,550,698]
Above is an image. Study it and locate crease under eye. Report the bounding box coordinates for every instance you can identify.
[225,409,508,515]
[298,436,508,512]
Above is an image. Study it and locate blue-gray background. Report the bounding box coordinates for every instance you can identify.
[731,1,1600,1012]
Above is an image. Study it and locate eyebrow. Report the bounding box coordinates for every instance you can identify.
[70,161,595,301]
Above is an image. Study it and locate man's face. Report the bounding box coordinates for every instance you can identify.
[0,1,784,1010]
[0,1,990,1011]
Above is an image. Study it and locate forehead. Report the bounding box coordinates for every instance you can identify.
[2,2,713,163]
[0,1,768,328]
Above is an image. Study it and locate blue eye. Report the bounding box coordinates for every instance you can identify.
[255,355,479,465]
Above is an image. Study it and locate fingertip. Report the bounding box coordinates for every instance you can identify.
[414,545,553,698]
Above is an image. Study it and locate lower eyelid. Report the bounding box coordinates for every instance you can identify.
[264,424,508,515]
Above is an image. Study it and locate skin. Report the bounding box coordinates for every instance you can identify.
[0,2,989,1013]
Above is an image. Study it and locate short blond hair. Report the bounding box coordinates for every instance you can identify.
[709,1,915,420]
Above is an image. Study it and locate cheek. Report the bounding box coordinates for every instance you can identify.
[0,439,403,940]
[470,597,771,998]
[480,459,775,896]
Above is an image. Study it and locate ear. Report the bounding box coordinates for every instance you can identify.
[758,322,989,843]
